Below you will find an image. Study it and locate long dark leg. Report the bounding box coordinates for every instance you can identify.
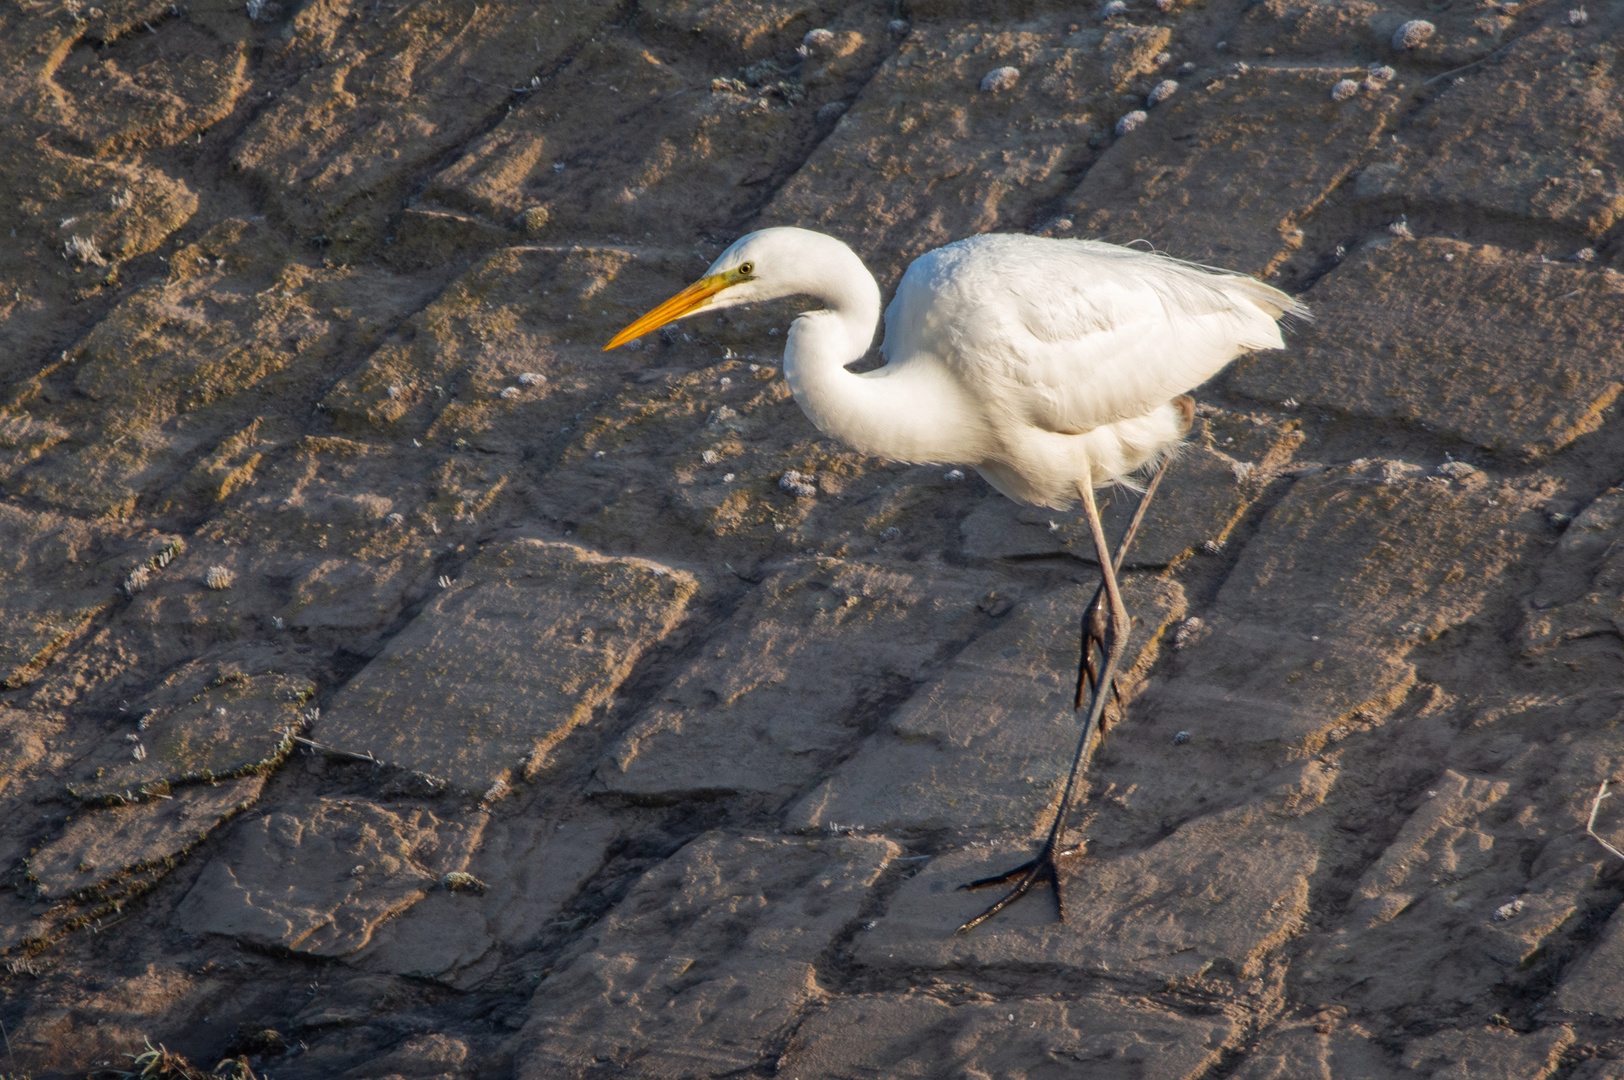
[948,477,1136,928]
[954,448,1177,935]
[1078,456,1171,713]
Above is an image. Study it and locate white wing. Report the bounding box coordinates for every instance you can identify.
[882,234,1304,435]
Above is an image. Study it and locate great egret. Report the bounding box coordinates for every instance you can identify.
[604,227,1303,932]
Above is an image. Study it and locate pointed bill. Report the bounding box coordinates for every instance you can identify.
[603,274,732,351]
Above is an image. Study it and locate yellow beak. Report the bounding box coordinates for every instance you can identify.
[602,273,732,351]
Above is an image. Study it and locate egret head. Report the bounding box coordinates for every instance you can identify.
[602,228,858,350]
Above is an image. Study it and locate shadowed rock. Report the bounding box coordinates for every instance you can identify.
[317,539,697,796]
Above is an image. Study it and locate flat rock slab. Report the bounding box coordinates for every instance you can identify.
[228,1,604,244]
[780,991,1236,1080]
[1066,66,1399,274]
[1523,487,1624,654]
[72,672,313,799]
[318,540,696,796]
[517,831,897,1079]
[1554,901,1624,1019]
[861,804,1315,984]
[28,776,265,900]
[1403,1025,1574,1080]
[358,815,617,988]
[174,797,486,957]
[1356,29,1623,238]
[1235,237,1624,458]
[596,557,988,801]
[1229,0,1521,66]
[790,576,1184,836]
[1145,464,1544,748]
[1232,1024,1409,1079]
[763,17,1169,283]
[0,504,182,688]
[320,244,698,437]
[422,16,891,245]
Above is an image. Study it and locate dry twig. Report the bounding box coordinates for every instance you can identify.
[1586,781,1623,861]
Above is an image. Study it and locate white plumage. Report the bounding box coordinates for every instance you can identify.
[608,227,1302,508]
[604,225,1305,933]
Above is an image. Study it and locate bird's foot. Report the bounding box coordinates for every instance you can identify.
[953,839,1083,934]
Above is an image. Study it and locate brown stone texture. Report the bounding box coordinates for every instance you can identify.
[1234,237,1624,458]
[761,16,1172,282]
[1065,65,1401,274]
[173,797,487,957]
[2,0,1622,1076]
[27,775,266,901]
[780,991,1236,1079]
[317,539,698,795]
[514,831,897,1078]
[1355,29,1624,239]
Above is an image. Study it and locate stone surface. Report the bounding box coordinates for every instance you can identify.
[597,556,988,800]
[1356,30,1624,238]
[1231,1023,1407,1080]
[229,0,605,251]
[1065,66,1400,274]
[1142,464,1545,750]
[1523,487,1624,655]
[0,504,182,688]
[358,815,617,987]
[1554,901,1624,1019]
[1228,0,1524,66]
[317,539,697,795]
[1402,1024,1575,1080]
[780,991,1236,1079]
[174,797,487,957]
[71,671,313,798]
[27,776,265,900]
[859,802,1317,983]
[516,831,897,1078]
[790,576,1184,836]
[422,10,891,247]
[1235,238,1624,458]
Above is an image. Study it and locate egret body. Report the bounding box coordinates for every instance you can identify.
[605,227,1303,931]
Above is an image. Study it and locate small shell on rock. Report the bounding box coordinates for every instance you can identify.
[1573,247,1597,262]
[500,386,521,399]
[802,27,835,49]
[517,372,546,386]
[205,565,235,590]
[1115,110,1148,135]
[888,18,909,34]
[1391,19,1435,49]
[1568,6,1587,24]
[980,66,1020,93]
[816,101,849,122]
[1147,79,1178,105]
[943,469,965,481]
[1436,461,1479,479]
[123,566,152,596]
[1101,0,1128,17]
[780,470,817,498]
[1367,63,1396,83]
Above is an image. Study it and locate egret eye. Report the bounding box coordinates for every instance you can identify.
[738,262,754,276]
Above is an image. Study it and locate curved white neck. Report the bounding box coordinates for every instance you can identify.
[781,278,982,466]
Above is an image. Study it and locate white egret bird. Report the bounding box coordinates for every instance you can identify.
[604,227,1304,932]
